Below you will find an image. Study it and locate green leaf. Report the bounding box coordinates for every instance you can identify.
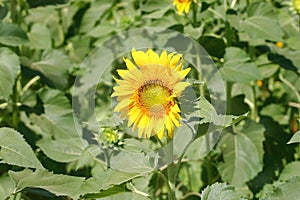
[260,104,289,125]
[9,169,85,199]
[141,0,170,12]
[220,47,262,82]
[30,50,72,90]
[196,97,247,127]
[0,127,44,169]
[37,138,88,163]
[29,89,82,139]
[81,169,143,194]
[240,16,283,42]
[287,131,300,144]
[0,22,28,46]
[79,0,112,33]
[262,177,300,200]
[200,182,246,200]
[0,175,15,200]
[26,23,52,49]
[0,47,20,101]
[110,151,155,174]
[279,161,300,181]
[217,120,265,185]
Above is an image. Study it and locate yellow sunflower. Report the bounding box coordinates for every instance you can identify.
[173,0,192,15]
[111,49,191,140]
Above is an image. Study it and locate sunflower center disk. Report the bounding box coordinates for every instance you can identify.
[138,83,172,117]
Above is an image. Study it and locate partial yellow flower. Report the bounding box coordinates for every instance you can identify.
[111,49,191,140]
[173,0,192,15]
[293,0,300,13]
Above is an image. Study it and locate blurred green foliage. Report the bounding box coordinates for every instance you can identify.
[0,0,299,199]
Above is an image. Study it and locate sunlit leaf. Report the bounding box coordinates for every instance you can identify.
[0,127,44,169]
[0,47,20,101]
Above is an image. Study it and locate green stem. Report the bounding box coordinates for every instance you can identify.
[10,0,18,23]
[12,74,21,128]
[251,84,258,121]
[166,138,175,200]
[226,82,232,114]
[279,71,300,105]
[198,73,205,96]
[192,2,198,27]
[205,155,213,185]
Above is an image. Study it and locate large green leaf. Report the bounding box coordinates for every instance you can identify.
[30,50,71,90]
[0,175,15,200]
[240,16,283,42]
[201,182,246,200]
[37,138,88,163]
[220,47,262,82]
[217,120,265,185]
[0,22,28,46]
[0,47,20,101]
[9,169,85,199]
[0,127,44,169]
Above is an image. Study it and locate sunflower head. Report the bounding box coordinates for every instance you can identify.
[173,0,192,15]
[111,49,191,140]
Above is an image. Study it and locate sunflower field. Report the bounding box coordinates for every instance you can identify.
[0,0,300,199]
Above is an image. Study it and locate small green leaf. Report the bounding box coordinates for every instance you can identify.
[0,47,20,100]
[287,130,300,144]
[0,22,28,46]
[0,127,44,169]
[218,120,265,185]
[9,169,85,199]
[201,182,246,200]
